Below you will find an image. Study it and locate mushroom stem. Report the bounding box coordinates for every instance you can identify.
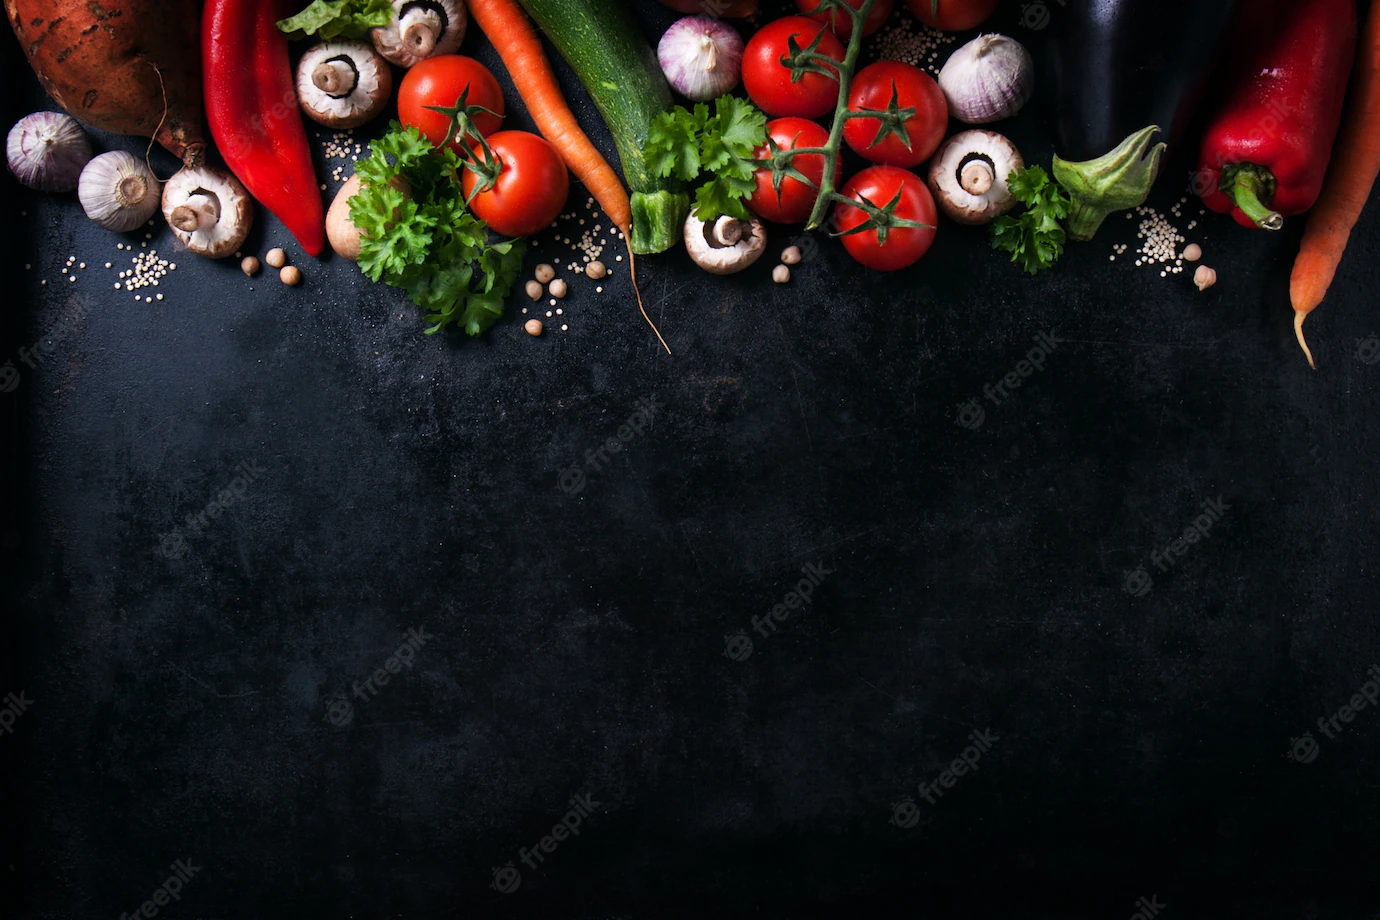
[400,7,442,58]
[960,159,995,196]
[312,59,358,97]
[169,191,221,234]
[710,216,744,247]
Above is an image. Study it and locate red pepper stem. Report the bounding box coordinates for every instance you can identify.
[1224,164,1284,231]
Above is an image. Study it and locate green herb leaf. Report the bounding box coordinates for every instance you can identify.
[990,165,1071,274]
[350,122,528,337]
[643,96,767,223]
[276,0,394,40]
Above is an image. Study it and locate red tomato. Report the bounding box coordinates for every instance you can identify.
[843,61,947,167]
[796,0,893,40]
[398,55,505,153]
[833,165,937,271]
[462,132,570,238]
[904,0,998,31]
[747,117,842,224]
[742,16,847,118]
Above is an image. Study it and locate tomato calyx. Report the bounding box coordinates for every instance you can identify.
[781,28,843,84]
[831,188,933,246]
[424,87,502,151]
[845,82,918,152]
[758,134,823,206]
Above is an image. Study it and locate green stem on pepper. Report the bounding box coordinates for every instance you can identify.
[1221,163,1284,231]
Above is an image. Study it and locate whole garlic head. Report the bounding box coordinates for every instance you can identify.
[78,151,162,232]
[938,34,1034,125]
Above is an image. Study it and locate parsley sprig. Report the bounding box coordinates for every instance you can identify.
[645,97,767,222]
[990,166,1072,274]
[350,124,526,337]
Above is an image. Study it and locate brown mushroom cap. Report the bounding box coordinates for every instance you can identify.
[927,130,1024,226]
[297,41,393,130]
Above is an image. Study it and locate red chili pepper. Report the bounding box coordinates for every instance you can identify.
[203,0,325,256]
[1195,0,1357,230]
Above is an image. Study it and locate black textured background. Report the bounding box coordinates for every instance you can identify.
[4,1,1380,917]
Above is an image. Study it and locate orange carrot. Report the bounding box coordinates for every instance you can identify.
[468,0,632,236]
[1290,0,1380,368]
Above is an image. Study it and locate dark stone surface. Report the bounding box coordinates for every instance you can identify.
[4,2,1380,917]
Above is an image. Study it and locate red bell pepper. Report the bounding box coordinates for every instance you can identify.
[204,0,325,256]
[1196,0,1358,230]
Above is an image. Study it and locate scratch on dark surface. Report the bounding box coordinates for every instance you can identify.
[763,525,883,570]
[678,521,705,577]
[169,665,258,699]
[858,676,971,727]
[791,369,813,452]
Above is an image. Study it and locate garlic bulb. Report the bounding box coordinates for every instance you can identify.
[938,34,1034,125]
[658,16,744,102]
[7,111,93,192]
[78,152,162,232]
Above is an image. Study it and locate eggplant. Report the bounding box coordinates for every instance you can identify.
[1045,0,1244,239]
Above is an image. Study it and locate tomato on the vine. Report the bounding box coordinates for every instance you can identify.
[905,0,999,31]
[843,61,948,167]
[833,165,937,271]
[462,131,569,238]
[742,16,847,118]
[747,117,842,225]
[398,55,505,153]
[795,0,894,40]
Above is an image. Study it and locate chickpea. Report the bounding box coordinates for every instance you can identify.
[772,264,791,284]
[1182,243,1203,262]
[534,263,555,284]
[265,248,287,269]
[549,278,568,299]
[241,256,261,276]
[585,260,607,279]
[280,265,302,286]
[525,319,544,336]
[1193,265,1217,292]
[781,246,803,265]
[525,280,543,301]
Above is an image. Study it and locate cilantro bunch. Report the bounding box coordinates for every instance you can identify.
[277,0,394,40]
[645,97,767,222]
[990,166,1072,274]
[350,124,526,337]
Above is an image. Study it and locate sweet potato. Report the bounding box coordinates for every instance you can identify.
[4,0,205,165]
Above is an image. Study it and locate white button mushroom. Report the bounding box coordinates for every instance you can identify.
[161,166,253,259]
[683,212,767,275]
[927,130,1024,226]
[296,41,393,130]
[371,0,466,68]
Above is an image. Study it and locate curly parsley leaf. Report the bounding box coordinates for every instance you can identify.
[644,96,766,222]
[349,123,527,338]
[990,165,1072,274]
[276,0,394,40]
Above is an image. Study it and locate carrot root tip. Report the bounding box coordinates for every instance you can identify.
[1295,310,1317,370]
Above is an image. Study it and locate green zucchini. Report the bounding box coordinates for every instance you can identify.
[517,0,689,254]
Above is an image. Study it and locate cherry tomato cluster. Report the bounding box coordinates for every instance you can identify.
[736,0,995,270]
[397,55,569,239]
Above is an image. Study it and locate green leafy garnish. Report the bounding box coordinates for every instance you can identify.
[645,96,767,222]
[990,165,1072,274]
[350,123,527,337]
[276,0,394,40]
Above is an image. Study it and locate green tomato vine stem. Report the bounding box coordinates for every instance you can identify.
[802,0,876,232]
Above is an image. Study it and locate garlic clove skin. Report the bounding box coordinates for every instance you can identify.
[938,34,1034,125]
[658,16,744,102]
[7,111,93,192]
[78,151,163,232]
